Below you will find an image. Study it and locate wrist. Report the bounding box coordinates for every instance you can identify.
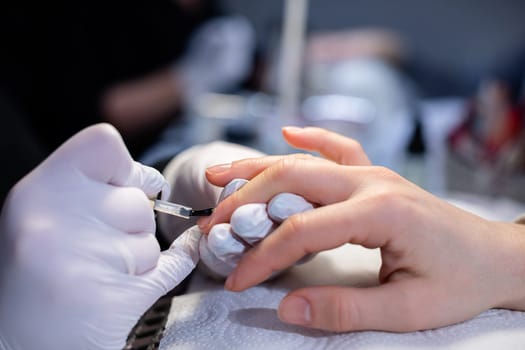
[494,222,525,310]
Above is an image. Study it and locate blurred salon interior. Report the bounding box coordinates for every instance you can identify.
[2,0,525,213]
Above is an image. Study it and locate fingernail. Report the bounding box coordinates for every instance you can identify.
[225,271,237,290]
[279,296,311,325]
[197,217,211,230]
[206,163,231,174]
[282,126,304,134]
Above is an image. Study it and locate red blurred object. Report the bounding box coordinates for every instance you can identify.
[449,80,524,167]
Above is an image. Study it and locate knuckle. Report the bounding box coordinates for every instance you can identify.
[232,156,260,169]
[290,153,315,161]
[121,188,155,231]
[130,190,153,213]
[283,214,306,239]
[223,191,245,216]
[362,188,416,225]
[370,166,399,181]
[333,294,359,332]
[273,157,301,178]
[384,190,417,217]
[340,137,359,150]
[280,214,311,255]
[136,234,161,273]
[347,138,363,151]
[127,186,147,199]
[89,123,122,149]
[341,140,365,164]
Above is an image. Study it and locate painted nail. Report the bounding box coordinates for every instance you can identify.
[206,163,232,174]
[197,217,211,231]
[279,296,311,326]
[282,126,304,134]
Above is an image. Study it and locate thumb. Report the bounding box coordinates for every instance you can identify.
[142,226,201,294]
[278,283,426,332]
[47,123,170,198]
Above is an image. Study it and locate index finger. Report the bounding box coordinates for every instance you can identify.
[199,158,367,232]
[205,153,327,187]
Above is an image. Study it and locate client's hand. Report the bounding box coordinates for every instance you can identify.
[0,124,200,350]
[200,126,525,333]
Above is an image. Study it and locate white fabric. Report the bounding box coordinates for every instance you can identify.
[267,193,315,222]
[230,203,275,245]
[0,124,201,350]
[160,194,525,350]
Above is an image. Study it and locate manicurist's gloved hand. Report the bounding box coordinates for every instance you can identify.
[0,124,200,350]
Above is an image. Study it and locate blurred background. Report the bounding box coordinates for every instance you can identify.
[2,0,525,205]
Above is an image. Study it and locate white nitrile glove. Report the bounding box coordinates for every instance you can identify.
[202,185,314,278]
[0,124,201,350]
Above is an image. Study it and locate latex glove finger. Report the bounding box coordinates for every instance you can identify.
[267,193,315,222]
[206,223,248,266]
[197,179,248,278]
[230,203,275,245]
[115,232,160,276]
[227,193,314,244]
[47,123,169,198]
[93,186,156,234]
[218,178,248,202]
[80,226,201,349]
[140,225,201,295]
[125,162,171,200]
[78,231,160,276]
[199,235,236,278]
